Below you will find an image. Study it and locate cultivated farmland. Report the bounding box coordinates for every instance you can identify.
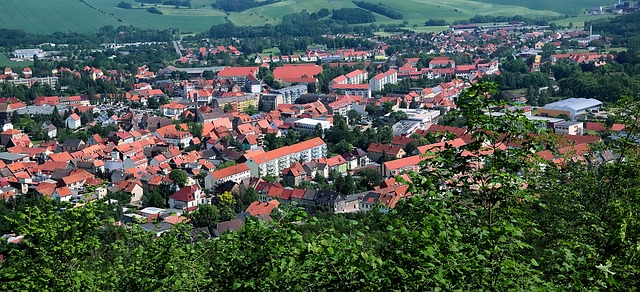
[0,0,618,34]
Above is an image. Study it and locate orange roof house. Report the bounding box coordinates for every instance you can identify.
[245,200,280,216]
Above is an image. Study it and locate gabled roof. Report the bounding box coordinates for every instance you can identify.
[210,163,250,180]
[54,187,72,197]
[245,200,280,216]
[170,184,200,202]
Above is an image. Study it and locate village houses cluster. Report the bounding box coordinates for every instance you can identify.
[0,21,620,235]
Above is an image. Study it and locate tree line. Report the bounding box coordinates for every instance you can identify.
[211,0,280,12]
[353,1,403,20]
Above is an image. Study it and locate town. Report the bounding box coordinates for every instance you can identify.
[0,15,628,235]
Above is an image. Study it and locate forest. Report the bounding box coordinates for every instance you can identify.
[211,0,280,12]
[353,1,404,20]
[0,82,639,290]
[331,8,376,24]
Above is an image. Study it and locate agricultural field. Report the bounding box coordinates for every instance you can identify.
[0,53,33,68]
[0,0,226,34]
[0,0,618,34]
[226,0,567,27]
[551,14,613,28]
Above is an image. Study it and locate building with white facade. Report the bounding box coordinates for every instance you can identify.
[369,69,398,91]
[392,108,441,123]
[554,121,584,135]
[330,84,371,98]
[245,137,327,177]
[204,163,251,189]
[12,49,46,59]
[160,102,187,119]
[293,118,332,134]
[392,120,422,136]
[270,85,308,104]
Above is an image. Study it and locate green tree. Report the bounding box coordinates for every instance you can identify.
[190,204,221,228]
[142,190,166,208]
[333,140,354,154]
[169,169,188,188]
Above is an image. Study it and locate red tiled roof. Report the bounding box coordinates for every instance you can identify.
[170,184,200,202]
[217,67,258,77]
[250,138,325,164]
[55,187,72,197]
[245,200,280,216]
[210,163,250,180]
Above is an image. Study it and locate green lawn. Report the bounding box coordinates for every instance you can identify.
[0,53,33,68]
[0,0,616,34]
[262,47,282,55]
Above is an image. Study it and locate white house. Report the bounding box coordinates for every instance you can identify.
[65,113,81,129]
[169,184,206,212]
[51,187,73,202]
[160,102,187,119]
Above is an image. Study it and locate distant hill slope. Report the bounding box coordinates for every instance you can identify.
[0,0,617,34]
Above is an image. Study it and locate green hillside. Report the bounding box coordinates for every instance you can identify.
[0,0,616,34]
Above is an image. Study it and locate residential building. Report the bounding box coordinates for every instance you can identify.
[270,85,308,104]
[245,137,328,177]
[554,121,584,135]
[169,184,206,212]
[273,64,322,86]
[65,113,81,129]
[212,93,259,113]
[369,69,398,91]
[216,66,259,83]
[381,155,426,177]
[160,102,188,119]
[330,84,371,98]
[367,143,406,162]
[204,163,251,189]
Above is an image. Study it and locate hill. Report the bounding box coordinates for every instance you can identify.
[0,0,617,34]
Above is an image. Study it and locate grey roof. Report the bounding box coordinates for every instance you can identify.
[63,138,84,148]
[0,152,27,162]
[15,105,68,116]
[314,190,340,205]
[50,168,72,180]
[302,189,317,201]
[214,219,244,236]
[142,222,173,233]
[543,98,602,112]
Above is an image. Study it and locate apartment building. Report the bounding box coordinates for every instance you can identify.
[245,137,328,177]
[204,163,251,189]
[369,69,397,91]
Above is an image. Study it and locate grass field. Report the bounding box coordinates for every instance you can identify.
[226,0,567,27]
[0,0,617,34]
[551,14,613,27]
[0,53,33,68]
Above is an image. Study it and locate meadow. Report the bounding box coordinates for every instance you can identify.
[0,53,33,68]
[0,0,616,34]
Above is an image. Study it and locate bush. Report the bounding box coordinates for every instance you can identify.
[116,1,133,9]
[147,7,163,14]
